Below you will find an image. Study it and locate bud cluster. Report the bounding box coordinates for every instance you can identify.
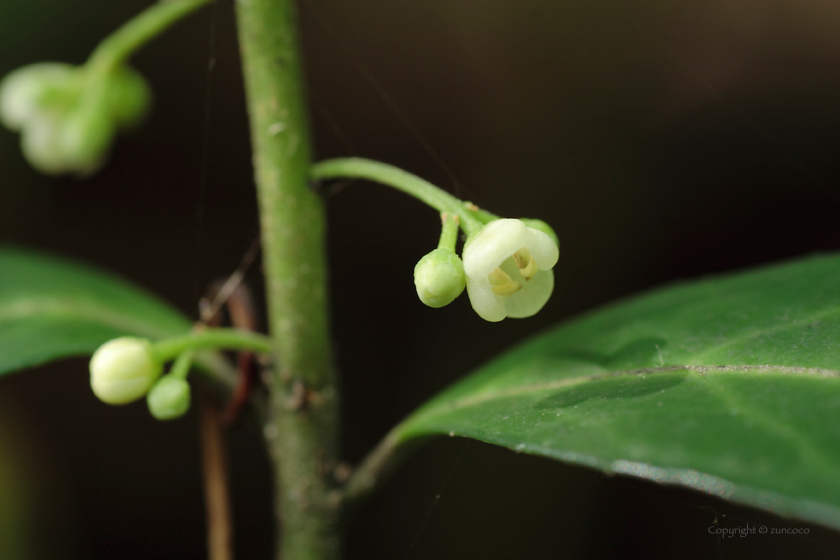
[0,62,150,176]
[89,336,192,421]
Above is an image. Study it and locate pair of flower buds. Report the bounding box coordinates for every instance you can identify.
[90,337,191,420]
[414,217,559,322]
[0,62,150,175]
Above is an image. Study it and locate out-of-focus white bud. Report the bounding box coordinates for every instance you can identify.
[90,337,162,405]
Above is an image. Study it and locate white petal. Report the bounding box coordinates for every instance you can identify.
[499,259,554,318]
[463,219,527,278]
[522,227,559,271]
[465,276,507,322]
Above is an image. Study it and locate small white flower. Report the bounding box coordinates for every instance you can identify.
[462,218,559,322]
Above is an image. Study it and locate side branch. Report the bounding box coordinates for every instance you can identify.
[339,430,430,521]
[311,158,484,235]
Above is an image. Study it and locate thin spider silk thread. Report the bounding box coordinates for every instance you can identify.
[403,439,471,559]
[301,0,468,201]
[192,0,219,307]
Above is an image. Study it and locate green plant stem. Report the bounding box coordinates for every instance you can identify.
[437,212,460,252]
[87,0,210,73]
[169,349,195,380]
[152,328,274,362]
[311,157,484,235]
[235,0,340,558]
[464,203,501,224]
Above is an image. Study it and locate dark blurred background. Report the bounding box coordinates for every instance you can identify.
[1,0,840,558]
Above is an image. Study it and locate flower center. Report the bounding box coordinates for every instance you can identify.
[513,248,538,281]
[488,249,541,297]
[488,268,522,296]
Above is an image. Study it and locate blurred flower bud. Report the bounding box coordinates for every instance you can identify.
[0,63,79,131]
[21,108,114,176]
[90,337,162,405]
[106,65,151,130]
[414,248,466,308]
[147,377,192,421]
[0,62,151,176]
[60,107,115,176]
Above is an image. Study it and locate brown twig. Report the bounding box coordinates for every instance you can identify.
[201,279,261,423]
[199,393,233,560]
[196,274,261,560]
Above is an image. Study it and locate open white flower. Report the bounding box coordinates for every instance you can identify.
[463,218,559,322]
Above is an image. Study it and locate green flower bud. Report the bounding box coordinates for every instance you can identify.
[147,377,192,421]
[21,108,115,176]
[414,248,466,308]
[106,65,151,130]
[0,63,79,131]
[58,108,115,176]
[90,337,162,405]
[0,62,151,176]
[520,218,559,248]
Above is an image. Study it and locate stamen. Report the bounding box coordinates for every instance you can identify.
[513,248,531,269]
[488,267,513,286]
[488,267,521,297]
[514,248,538,281]
[491,281,522,296]
[520,257,538,281]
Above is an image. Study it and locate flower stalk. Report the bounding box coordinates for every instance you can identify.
[86,0,210,74]
[311,157,484,235]
[151,328,275,362]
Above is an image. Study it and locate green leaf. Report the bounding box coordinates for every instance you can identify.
[0,248,233,383]
[395,253,840,528]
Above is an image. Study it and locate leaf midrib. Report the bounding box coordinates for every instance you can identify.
[0,297,185,339]
[403,364,840,430]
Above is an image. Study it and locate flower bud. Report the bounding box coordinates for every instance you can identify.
[0,63,78,131]
[1,62,151,176]
[147,377,191,421]
[21,108,115,176]
[414,248,466,308]
[90,337,162,405]
[106,65,151,130]
[58,108,115,176]
[520,218,559,248]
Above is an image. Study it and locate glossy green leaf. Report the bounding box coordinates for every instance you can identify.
[0,248,233,383]
[395,253,840,528]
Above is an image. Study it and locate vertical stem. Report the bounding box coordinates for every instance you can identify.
[235,0,340,559]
